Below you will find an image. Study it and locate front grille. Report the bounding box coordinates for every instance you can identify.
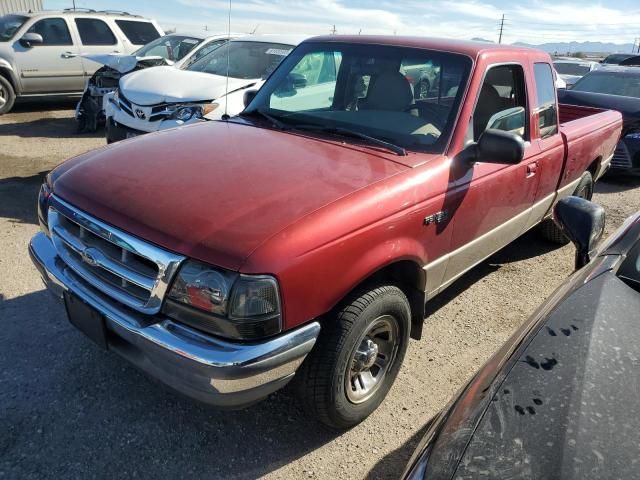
[118,93,172,122]
[48,196,184,314]
[611,141,632,170]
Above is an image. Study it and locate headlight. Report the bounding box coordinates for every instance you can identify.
[37,181,52,236]
[171,103,219,121]
[164,260,282,340]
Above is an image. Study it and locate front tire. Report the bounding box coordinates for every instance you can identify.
[295,285,411,429]
[539,170,594,244]
[0,75,16,115]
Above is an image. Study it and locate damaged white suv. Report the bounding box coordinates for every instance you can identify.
[104,35,306,142]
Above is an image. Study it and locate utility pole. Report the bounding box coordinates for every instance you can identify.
[498,14,505,44]
[330,24,337,35]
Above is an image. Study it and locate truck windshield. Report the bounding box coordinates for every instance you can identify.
[0,14,27,42]
[185,41,294,79]
[244,42,472,154]
[572,71,640,98]
[553,62,591,76]
[133,35,203,62]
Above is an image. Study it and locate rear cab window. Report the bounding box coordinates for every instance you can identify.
[533,63,558,139]
[114,20,160,45]
[75,18,117,46]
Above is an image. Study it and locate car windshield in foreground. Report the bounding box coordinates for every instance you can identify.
[243,42,472,154]
[0,14,27,42]
[134,35,203,61]
[572,71,640,98]
[185,41,294,79]
[554,62,591,76]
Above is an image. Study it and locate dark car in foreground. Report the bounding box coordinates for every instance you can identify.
[403,196,640,479]
[559,66,640,175]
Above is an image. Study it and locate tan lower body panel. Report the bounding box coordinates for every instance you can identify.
[424,178,581,298]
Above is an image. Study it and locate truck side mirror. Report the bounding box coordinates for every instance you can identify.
[553,196,606,269]
[20,32,44,48]
[458,129,525,165]
[243,89,258,108]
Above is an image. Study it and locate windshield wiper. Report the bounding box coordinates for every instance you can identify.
[241,108,289,130]
[294,124,407,156]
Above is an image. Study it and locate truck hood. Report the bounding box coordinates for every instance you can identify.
[119,66,257,105]
[82,53,170,73]
[51,121,408,270]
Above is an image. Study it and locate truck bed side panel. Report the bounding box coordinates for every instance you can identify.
[558,107,622,188]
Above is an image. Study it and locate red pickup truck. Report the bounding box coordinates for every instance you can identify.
[29,36,622,429]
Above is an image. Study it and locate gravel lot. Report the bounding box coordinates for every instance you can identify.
[1,100,639,479]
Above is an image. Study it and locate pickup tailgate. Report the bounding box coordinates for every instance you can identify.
[559,104,622,186]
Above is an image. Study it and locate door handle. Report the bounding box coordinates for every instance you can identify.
[61,52,78,59]
[526,161,538,178]
[112,50,121,53]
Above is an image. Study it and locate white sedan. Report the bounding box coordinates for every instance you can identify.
[104,34,307,142]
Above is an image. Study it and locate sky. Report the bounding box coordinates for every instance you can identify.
[44,0,640,47]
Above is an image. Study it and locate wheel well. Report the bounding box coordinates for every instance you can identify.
[346,260,427,341]
[587,157,601,179]
[0,68,16,92]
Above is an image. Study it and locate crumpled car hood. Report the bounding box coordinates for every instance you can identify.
[82,53,170,74]
[119,66,258,105]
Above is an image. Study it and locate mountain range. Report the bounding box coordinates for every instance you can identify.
[470,38,636,54]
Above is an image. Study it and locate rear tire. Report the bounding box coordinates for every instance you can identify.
[539,171,594,244]
[0,75,16,115]
[295,285,411,430]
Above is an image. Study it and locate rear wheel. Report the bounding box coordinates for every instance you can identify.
[295,285,411,429]
[0,75,16,115]
[539,171,594,244]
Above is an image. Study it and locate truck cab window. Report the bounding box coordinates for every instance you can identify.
[473,64,527,140]
[27,18,72,46]
[534,63,558,138]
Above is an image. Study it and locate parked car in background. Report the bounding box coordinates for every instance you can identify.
[601,52,638,65]
[553,58,598,87]
[402,197,640,480]
[104,35,305,142]
[0,9,163,114]
[30,37,621,429]
[559,66,640,174]
[76,32,232,132]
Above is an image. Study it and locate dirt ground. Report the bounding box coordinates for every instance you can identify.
[1,100,639,479]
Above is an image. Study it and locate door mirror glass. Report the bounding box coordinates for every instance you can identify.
[19,32,43,48]
[243,89,258,108]
[553,196,606,269]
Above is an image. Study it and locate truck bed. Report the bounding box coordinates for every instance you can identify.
[559,103,623,185]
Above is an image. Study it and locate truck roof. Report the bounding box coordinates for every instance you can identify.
[305,35,540,59]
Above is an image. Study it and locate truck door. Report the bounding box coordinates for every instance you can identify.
[440,63,539,291]
[13,16,85,93]
[74,18,123,77]
[522,62,565,230]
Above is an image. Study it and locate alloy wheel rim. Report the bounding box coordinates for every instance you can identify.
[345,315,400,404]
[0,85,6,108]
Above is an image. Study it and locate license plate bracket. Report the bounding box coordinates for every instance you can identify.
[63,292,108,350]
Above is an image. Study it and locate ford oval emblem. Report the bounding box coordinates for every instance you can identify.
[81,247,99,267]
[135,108,146,120]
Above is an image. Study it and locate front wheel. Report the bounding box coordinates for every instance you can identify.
[539,170,594,244]
[0,75,16,115]
[295,285,411,429]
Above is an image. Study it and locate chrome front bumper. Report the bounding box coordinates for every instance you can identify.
[29,232,320,408]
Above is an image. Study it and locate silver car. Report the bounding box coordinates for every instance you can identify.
[0,8,163,114]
